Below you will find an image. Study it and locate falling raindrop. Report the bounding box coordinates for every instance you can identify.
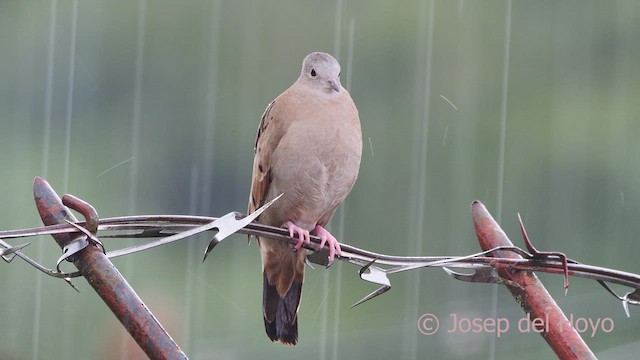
[128,0,146,217]
[96,157,135,178]
[489,1,512,358]
[442,126,448,146]
[121,1,147,358]
[188,0,222,353]
[495,0,512,225]
[33,1,58,359]
[439,94,458,110]
[182,165,200,355]
[60,2,79,358]
[406,1,435,359]
[62,0,78,194]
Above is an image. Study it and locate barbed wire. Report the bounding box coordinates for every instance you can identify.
[2,202,640,311]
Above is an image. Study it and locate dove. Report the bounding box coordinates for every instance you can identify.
[247,52,362,345]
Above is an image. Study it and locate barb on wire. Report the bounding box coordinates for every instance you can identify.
[2,197,640,312]
[0,242,29,258]
[350,258,390,308]
[518,213,571,290]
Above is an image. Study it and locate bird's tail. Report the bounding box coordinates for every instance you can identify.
[262,272,302,345]
[261,243,305,346]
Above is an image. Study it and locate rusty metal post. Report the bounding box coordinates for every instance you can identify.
[471,200,595,360]
[33,177,187,360]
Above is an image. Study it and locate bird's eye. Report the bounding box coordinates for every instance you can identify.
[338,72,341,77]
[310,69,316,77]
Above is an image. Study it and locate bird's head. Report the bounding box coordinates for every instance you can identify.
[300,52,342,93]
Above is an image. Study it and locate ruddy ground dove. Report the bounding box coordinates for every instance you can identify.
[247,52,362,345]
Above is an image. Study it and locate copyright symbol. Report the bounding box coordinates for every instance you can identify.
[418,313,439,335]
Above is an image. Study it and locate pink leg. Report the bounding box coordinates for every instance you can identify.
[284,221,310,250]
[314,225,342,264]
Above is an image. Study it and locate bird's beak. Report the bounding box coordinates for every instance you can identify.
[328,79,340,92]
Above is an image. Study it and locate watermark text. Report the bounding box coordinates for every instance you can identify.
[417,312,614,337]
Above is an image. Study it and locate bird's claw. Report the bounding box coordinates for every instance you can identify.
[285,221,310,252]
[314,225,342,266]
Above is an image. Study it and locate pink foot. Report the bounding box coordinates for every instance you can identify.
[284,221,310,251]
[314,225,342,264]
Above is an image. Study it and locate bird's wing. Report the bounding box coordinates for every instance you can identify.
[248,100,281,216]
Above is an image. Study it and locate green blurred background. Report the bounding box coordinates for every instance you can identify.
[2,0,640,359]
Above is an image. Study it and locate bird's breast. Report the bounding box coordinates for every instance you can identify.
[265,111,361,229]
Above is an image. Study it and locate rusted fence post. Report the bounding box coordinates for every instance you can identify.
[33,177,187,359]
[471,200,596,360]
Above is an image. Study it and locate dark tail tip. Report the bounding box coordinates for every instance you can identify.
[264,315,298,346]
[263,273,302,345]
